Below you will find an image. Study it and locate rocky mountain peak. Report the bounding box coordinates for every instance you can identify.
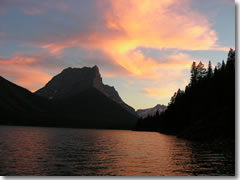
[35,65,105,99]
[35,66,137,116]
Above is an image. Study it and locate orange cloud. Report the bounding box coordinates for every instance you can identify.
[0,56,36,65]
[102,0,218,50]
[0,0,231,107]
[42,43,66,55]
[159,53,194,69]
[31,0,228,104]
[96,0,223,77]
[40,0,225,80]
[143,78,189,101]
[144,85,177,99]
[0,56,51,92]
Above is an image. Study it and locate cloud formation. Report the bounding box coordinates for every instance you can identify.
[0,0,234,107]
[0,56,52,91]
[39,0,225,79]
[0,52,67,91]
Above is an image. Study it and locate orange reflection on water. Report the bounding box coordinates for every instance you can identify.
[89,130,192,176]
[0,126,234,176]
[3,126,50,175]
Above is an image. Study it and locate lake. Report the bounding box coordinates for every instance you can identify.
[0,126,234,176]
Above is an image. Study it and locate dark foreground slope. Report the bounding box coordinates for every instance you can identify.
[0,76,137,129]
[0,76,49,125]
[48,88,137,129]
[137,49,235,141]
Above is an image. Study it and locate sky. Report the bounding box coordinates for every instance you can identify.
[0,0,235,110]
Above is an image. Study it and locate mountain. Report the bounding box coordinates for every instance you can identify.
[0,76,49,112]
[48,88,137,129]
[136,104,167,118]
[0,76,50,125]
[0,66,137,129]
[35,66,136,115]
[103,85,135,115]
[35,66,104,99]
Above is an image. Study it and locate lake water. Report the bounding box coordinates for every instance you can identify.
[0,126,234,176]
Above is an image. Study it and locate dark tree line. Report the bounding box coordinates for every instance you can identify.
[137,49,235,141]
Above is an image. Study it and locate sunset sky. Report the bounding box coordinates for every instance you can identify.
[0,0,235,109]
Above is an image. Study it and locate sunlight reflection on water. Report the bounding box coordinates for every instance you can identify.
[0,126,234,176]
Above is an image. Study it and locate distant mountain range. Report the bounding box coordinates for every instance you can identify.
[136,104,167,118]
[0,66,137,129]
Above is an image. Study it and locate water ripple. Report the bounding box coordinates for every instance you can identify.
[0,126,234,176]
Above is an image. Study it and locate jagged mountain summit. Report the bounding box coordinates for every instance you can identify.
[35,66,104,99]
[136,104,167,118]
[35,66,136,115]
[0,65,139,129]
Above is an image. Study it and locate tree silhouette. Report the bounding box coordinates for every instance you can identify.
[196,61,206,81]
[190,61,197,86]
[155,110,160,118]
[207,61,213,79]
[222,60,226,71]
[137,49,235,141]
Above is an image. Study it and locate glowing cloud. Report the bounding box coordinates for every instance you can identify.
[40,0,223,79]
[42,43,66,55]
[144,85,178,99]
[0,56,51,92]
[0,0,233,107]
[0,56,36,65]
[95,0,222,77]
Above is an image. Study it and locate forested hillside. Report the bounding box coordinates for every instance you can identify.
[137,49,235,141]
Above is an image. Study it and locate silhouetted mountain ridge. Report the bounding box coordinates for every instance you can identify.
[0,67,137,129]
[35,66,136,115]
[0,76,47,112]
[103,85,135,115]
[136,104,167,118]
[35,66,105,99]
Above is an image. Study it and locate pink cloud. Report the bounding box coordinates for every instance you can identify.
[0,0,231,100]
[144,83,182,100]
[0,55,53,92]
[0,56,36,65]
[38,0,228,80]
[0,32,7,37]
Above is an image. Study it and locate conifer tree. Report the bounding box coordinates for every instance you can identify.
[196,61,206,81]
[190,61,197,86]
[207,61,213,78]
[155,110,160,118]
[222,60,226,71]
